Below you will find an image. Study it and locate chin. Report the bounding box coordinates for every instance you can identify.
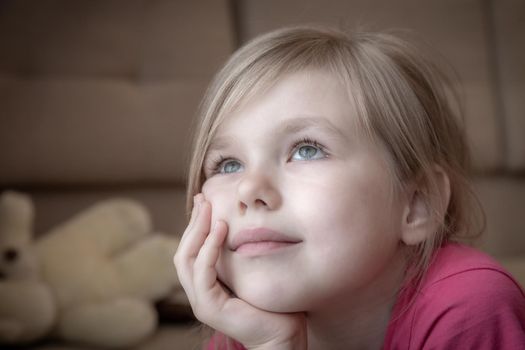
[233,281,305,313]
[217,262,306,312]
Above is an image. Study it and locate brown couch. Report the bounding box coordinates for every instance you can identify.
[0,0,523,349]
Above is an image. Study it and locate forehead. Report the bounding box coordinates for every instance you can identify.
[209,70,360,147]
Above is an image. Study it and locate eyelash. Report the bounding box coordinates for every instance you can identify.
[205,137,328,176]
[291,137,327,158]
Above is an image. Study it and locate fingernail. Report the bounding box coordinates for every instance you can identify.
[191,195,197,211]
[196,193,204,204]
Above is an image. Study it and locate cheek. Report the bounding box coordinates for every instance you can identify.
[202,180,234,223]
[287,171,396,240]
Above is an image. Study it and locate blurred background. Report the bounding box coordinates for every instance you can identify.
[0,0,523,349]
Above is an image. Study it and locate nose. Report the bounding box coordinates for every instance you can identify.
[237,170,282,213]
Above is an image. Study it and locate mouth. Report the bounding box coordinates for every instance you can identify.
[230,227,302,256]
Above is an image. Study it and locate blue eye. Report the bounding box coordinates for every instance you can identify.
[290,139,327,161]
[212,158,243,175]
[222,160,243,173]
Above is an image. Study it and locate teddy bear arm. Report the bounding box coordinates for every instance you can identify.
[37,199,151,258]
[114,235,180,300]
[0,191,33,243]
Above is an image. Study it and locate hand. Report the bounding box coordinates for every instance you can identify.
[174,194,307,350]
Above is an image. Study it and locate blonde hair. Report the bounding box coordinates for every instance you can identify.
[186,25,484,292]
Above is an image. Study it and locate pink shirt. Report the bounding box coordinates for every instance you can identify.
[383,243,525,349]
[208,244,525,349]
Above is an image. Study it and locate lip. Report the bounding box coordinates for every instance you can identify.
[230,227,302,254]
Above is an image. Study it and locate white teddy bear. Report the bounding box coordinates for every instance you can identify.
[0,191,181,348]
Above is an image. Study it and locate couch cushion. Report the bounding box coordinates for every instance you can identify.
[492,0,525,171]
[473,176,525,257]
[0,77,206,185]
[0,0,234,80]
[0,0,235,186]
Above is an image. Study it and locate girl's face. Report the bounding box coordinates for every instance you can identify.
[201,70,408,313]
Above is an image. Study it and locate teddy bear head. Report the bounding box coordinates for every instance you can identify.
[0,191,39,280]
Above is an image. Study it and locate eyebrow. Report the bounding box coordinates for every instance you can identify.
[206,115,348,153]
[281,115,346,139]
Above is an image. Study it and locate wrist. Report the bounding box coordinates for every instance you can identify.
[250,333,307,350]
[251,342,305,350]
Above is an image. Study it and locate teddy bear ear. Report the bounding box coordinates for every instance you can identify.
[0,191,34,243]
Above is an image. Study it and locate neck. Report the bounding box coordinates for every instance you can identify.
[306,250,407,350]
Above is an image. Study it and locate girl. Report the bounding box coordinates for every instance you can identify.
[174,26,525,349]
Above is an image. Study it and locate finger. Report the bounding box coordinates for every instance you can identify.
[178,193,204,248]
[180,220,227,314]
[185,194,201,232]
[193,220,228,290]
[174,195,210,298]
[177,197,212,260]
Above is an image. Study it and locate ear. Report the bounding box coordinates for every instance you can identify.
[401,165,451,246]
[0,191,34,244]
